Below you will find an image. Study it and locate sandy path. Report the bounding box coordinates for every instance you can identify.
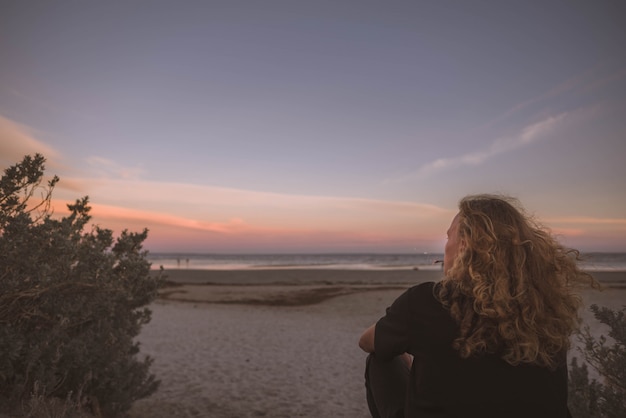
[130,289,404,418]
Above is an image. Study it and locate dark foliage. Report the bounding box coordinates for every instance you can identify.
[569,304,626,418]
[0,155,164,417]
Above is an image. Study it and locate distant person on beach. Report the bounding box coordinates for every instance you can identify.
[359,194,597,417]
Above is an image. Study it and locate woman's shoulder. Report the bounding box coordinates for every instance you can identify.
[407,281,437,296]
[405,281,457,333]
[405,281,443,307]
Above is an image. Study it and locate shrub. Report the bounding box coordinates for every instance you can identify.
[569,304,626,418]
[0,154,164,416]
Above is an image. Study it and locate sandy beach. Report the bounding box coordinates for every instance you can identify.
[129,269,626,418]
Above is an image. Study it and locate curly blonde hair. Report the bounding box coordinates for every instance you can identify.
[438,194,598,369]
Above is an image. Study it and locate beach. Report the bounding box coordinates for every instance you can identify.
[129,269,626,418]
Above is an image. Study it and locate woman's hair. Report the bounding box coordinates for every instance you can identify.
[437,194,598,369]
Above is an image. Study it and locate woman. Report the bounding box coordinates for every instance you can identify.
[359,194,597,417]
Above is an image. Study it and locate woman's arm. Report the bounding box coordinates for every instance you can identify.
[360,324,413,367]
[359,324,376,353]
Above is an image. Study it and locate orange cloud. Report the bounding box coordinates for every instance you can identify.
[545,216,626,226]
[46,194,450,253]
[50,199,250,233]
[52,177,455,231]
[550,228,586,237]
[90,203,248,234]
[544,216,626,251]
[45,181,626,253]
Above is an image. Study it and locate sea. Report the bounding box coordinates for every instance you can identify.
[147,252,626,272]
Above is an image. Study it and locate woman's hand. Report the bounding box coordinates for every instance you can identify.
[359,324,376,353]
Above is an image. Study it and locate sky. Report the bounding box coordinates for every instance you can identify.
[1,0,625,253]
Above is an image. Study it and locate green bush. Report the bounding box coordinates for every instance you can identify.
[569,304,626,418]
[0,155,164,417]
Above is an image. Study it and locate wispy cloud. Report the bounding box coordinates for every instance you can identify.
[398,64,626,187]
[86,156,144,180]
[0,115,61,166]
[406,113,567,179]
[478,62,626,133]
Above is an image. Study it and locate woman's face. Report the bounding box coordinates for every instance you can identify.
[444,213,464,276]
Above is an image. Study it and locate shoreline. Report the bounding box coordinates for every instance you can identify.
[153,268,625,284]
[152,268,626,307]
[153,267,443,285]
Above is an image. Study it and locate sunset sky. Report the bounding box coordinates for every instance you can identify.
[1,1,625,253]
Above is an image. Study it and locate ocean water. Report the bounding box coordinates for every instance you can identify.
[147,252,626,271]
